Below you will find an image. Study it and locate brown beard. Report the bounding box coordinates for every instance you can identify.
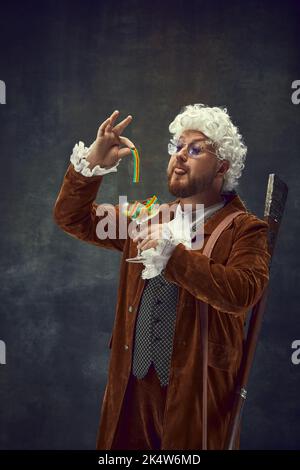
[167,168,215,198]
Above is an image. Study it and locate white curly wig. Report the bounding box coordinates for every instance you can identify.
[168,103,247,192]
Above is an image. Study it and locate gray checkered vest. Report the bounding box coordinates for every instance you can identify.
[131,198,229,387]
[131,271,179,387]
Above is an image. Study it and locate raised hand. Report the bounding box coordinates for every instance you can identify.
[87,110,136,170]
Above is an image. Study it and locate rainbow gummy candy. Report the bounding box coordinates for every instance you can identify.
[128,201,142,218]
[124,196,159,220]
[130,147,140,183]
[145,195,158,210]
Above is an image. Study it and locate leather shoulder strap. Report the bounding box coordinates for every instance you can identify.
[199,209,245,450]
[203,210,245,257]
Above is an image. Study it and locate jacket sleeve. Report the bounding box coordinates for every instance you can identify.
[163,214,271,316]
[53,163,127,252]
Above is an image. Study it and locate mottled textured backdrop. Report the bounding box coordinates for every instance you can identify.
[0,0,299,449]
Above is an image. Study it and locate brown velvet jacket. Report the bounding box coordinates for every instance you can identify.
[53,163,271,450]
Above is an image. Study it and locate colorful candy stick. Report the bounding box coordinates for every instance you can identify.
[127,201,140,218]
[130,147,140,183]
[145,195,158,210]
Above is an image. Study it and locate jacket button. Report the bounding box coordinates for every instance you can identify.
[128,305,133,313]
[124,344,129,350]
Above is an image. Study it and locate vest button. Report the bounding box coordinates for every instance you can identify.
[128,305,133,313]
[124,344,129,350]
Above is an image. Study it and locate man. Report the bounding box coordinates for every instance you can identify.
[53,104,270,450]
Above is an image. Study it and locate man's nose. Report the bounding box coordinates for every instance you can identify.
[176,147,188,162]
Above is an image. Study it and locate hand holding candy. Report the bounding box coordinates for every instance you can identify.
[86,110,136,170]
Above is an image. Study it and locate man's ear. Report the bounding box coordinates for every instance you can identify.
[217,159,230,176]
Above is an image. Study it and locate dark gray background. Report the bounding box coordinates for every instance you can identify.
[0,0,299,450]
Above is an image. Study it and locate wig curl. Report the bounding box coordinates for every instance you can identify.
[168,103,247,192]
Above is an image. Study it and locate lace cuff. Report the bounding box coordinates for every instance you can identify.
[70,141,121,177]
[140,224,191,280]
[161,223,192,250]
